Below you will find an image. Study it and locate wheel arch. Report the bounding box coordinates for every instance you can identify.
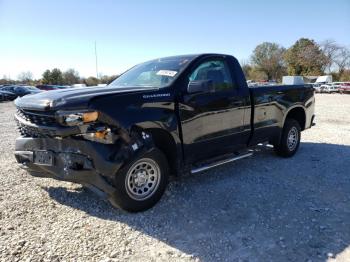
[283,106,306,131]
[143,128,182,176]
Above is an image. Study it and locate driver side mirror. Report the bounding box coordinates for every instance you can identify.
[187,80,214,94]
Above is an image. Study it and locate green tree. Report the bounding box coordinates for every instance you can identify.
[285,38,328,76]
[100,74,119,84]
[42,70,52,84]
[42,68,63,84]
[251,42,286,81]
[63,69,80,85]
[249,68,268,81]
[84,76,99,86]
[50,68,63,85]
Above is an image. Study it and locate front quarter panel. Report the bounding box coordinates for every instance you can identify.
[89,89,176,131]
[88,88,182,155]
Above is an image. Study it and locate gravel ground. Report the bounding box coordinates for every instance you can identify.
[0,94,350,262]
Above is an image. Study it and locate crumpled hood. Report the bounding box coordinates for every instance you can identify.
[15,86,157,111]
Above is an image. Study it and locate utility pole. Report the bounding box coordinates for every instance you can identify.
[95,41,99,79]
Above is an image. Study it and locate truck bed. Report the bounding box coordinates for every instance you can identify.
[248,84,315,145]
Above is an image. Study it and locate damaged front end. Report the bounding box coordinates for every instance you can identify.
[14,106,153,199]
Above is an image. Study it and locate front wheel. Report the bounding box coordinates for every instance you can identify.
[109,148,169,212]
[274,119,301,157]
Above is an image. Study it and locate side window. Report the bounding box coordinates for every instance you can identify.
[189,60,234,91]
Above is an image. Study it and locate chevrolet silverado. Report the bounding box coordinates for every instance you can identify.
[14,54,315,212]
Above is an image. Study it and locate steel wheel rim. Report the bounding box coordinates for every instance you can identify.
[287,127,298,151]
[125,158,161,201]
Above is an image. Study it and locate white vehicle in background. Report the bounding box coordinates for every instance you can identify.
[320,84,338,93]
[331,82,344,89]
[312,83,322,93]
[71,84,87,88]
[315,75,332,85]
[246,80,258,87]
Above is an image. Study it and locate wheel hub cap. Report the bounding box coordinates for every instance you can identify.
[287,127,298,151]
[125,158,161,201]
[134,171,147,187]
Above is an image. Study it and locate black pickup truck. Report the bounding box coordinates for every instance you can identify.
[14,54,315,212]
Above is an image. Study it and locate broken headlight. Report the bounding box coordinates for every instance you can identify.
[81,127,118,144]
[57,111,99,126]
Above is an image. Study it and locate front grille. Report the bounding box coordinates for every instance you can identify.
[15,108,58,138]
[15,118,52,138]
[16,108,57,126]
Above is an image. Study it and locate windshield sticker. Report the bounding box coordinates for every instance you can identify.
[156,70,177,77]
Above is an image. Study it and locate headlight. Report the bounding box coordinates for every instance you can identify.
[81,127,117,144]
[57,111,99,126]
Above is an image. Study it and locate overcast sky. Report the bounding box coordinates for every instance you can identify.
[1,0,349,79]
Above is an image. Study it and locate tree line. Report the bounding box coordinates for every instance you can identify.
[242,38,350,82]
[1,68,119,86]
[1,37,350,86]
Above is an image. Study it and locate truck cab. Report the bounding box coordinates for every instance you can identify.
[14,54,315,212]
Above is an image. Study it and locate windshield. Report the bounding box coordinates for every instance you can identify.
[109,55,195,88]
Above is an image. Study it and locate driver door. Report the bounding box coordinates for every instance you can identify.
[179,57,248,163]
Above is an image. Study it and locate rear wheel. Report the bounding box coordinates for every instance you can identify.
[109,148,169,212]
[274,119,301,157]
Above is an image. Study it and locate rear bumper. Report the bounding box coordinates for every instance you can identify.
[14,137,123,197]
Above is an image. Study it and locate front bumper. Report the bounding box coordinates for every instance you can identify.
[14,137,124,197]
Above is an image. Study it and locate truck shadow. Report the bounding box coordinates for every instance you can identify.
[45,142,350,261]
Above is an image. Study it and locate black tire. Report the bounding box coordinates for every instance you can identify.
[274,119,301,158]
[109,148,169,212]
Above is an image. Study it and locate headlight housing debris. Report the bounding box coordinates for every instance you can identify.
[81,127,118,144]
[57,111,99,126]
